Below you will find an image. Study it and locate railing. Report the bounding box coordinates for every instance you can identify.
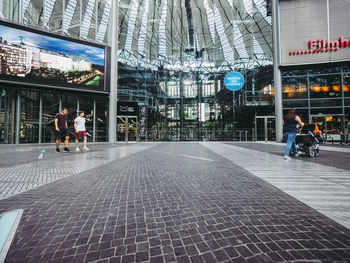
[244,91,273,106]
[134,128,256,142]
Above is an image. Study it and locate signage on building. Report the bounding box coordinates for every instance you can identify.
[280,0,350,66]
[289,37,349,56]
[224,71,245,92]
[139,105,148,137]
[117,101,138,116]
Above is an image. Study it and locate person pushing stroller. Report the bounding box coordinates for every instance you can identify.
[283,108,304,160]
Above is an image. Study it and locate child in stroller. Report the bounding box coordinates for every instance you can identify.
[290,123,320,157]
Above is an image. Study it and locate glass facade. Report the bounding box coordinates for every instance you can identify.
[0,0,110,144]
[1,0,276,142]
[0,85,108,144]
[0,89,16,143]
[282,64,350,142]
[117,60,274,141]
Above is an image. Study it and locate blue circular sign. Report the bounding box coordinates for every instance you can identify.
[224,71,245,91]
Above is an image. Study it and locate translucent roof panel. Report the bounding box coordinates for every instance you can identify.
[118,0,273,70]
[1,0,272,70]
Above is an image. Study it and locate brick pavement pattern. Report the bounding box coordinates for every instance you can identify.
[0,144,154,199]
[1,143,350,263]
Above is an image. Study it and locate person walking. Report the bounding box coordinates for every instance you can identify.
[74,110,90,151]
[55,107,70,152]
[283,108,304,160]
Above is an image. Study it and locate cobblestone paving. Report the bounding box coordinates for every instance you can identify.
[1,143,350,263]
[0,144,155,200]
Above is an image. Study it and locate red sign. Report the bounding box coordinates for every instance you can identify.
[289,36,349,56]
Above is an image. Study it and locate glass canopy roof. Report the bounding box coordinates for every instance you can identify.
[118,0,273,70]
[0,0,272,70]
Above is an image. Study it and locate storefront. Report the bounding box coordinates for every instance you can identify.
[0,21,110,144]
[279,0,350,142]
[0,85,109,144]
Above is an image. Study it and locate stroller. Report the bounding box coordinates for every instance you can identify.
[290,123,320,157]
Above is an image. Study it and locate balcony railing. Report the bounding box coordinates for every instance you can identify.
[244,91,273,106]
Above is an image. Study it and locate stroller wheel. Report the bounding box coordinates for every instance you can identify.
[315,148,319,156]
[308,147,315,157]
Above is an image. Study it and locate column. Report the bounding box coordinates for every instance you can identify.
[15,91,20,144]
[272,0,283,142]
[93,99,96,142]
[77,99,80,116]
[19,0,23,23]
[38,93,43,143]
[108,0,118,143]
[198,80,202,141]
[179,76,184,141]
[59,96,62,112]
[11,94,15,143]
[125,116,128,143]
[4,91,9,144]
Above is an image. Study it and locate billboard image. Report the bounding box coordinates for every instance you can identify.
[0,24,105,90]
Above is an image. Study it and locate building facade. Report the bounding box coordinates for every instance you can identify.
[6,1,341,143]
[280,0,350,142]
[0,0,111,144]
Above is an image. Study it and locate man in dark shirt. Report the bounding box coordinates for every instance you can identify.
[55,107,70,152]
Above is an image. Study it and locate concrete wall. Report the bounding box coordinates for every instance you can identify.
[280,0,350,66]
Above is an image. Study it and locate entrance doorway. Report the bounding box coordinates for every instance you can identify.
[311,114,344,143]
[255,116,276,141]
[0,89,17,144]
[117,116,138,142]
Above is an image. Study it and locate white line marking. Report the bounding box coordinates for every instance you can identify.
[152,150,171,154]
[180,154,214,162]
[38,150,45,159]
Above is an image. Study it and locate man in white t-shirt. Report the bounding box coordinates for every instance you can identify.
[74,111,90,151]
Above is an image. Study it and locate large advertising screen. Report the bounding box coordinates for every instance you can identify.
[280,0,350,66]
[0,23,106,90]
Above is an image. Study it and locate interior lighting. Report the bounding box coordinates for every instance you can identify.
[311,85,321,92]
[326,116,333,122]
[298,85,307,92]
[332,85,340,92]
[283,86,294,93]
[344,85,349,92]
[321,86,330,92]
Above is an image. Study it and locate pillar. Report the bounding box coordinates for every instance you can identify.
[108,0,118,143]
[272,0,283,142]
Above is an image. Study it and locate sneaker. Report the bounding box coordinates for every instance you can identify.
[56,148,60,153]
[76,148,80,152]
[294,152,301,157]
[63,147,70,152]
[83,147,90,151]
[283,155,291,160]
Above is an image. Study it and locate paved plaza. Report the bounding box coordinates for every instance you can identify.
[0,142,350,262]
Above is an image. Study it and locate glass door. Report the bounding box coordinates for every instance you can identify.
[255,116,276,141]
[117,116,126,142]
[117,116,138,142]
[0,89,16,144]
[255,117,265,141]
[267,118,276,141]
[128,117,138,142]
